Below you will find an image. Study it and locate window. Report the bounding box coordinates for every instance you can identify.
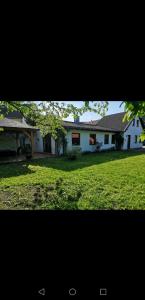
[135,135,138,143]
[89,134,96,145]
[132,119,135,126]
[137,120,139,127]
[111,135,116,144]
[104,134,109,144]
[72,133,80,145]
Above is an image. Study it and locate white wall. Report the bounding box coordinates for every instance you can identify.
[33,133,56,154]
[34,130,44,152]
[65,129,116,152]
[123,118,143,150]
[51,137,56,154]
[35,117,143,154]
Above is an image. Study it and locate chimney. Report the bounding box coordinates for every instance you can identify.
[74,116,80,123]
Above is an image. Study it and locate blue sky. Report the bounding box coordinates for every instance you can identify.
[63,101,125,122]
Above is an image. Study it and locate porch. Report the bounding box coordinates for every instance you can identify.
[0,119,40,158]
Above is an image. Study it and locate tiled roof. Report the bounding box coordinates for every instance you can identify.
[97,112,129,131]
[62,121,120,132]
[0,118,38,130]
[81,120,100,125]
[62,112,130,132]
[1,110,143,133]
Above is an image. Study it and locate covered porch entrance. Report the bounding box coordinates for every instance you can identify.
[0,126,38,159]
[43,134,57,155]
[43,134,52,153]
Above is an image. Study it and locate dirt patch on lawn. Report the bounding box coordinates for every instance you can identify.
[0,179,82,210]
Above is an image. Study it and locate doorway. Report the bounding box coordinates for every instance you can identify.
[43,134,52,153]
[127,135,131,149]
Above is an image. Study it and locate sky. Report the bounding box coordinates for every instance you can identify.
[62,101,125,122]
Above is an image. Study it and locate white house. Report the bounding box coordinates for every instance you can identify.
[56,112,144,154]
[0,111,144,155]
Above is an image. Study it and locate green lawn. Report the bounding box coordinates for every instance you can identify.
[0,150,145,210]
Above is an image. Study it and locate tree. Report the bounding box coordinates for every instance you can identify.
[0,99,108,139]
[123,101,145,118]
[0,99,145,141]
[55,129,68,156]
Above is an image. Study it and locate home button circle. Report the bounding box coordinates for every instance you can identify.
[69,288,77,296]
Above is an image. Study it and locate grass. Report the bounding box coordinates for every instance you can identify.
[0,150,145,210]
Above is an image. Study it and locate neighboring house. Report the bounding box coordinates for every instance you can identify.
[0,110,144,155]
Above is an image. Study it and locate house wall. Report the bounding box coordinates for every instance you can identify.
[34,131,44,152]
[51,137,56,154]
[64,129,116,153]
[31,118,144,154]
[33,132,56,154]
[123,117,143,150]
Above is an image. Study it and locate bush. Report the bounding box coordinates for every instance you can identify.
[66,148,81,160]
[82,151,92,155]
[67,152,77,160]
[101,147,116,153]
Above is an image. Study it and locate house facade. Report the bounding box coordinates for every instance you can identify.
[57,113,144,154]
[0,111,144,155]
[122,119,143,150]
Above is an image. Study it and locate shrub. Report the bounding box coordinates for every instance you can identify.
[67,152,77,160]
[66,148,81,160]
[82,151,92,155]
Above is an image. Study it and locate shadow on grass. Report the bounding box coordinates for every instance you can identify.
[0,162,35,179]
[0,150,145,179]
[31,149,145,169]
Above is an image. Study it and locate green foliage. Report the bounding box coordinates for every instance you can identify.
[67,148,81,160]
[55,129,67,155]
[67,151,77,160]
[1,99,145,145]
[82,151,92,155]
[140,130,145,142]
[123,101,145,120]
[0,99,109,139]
